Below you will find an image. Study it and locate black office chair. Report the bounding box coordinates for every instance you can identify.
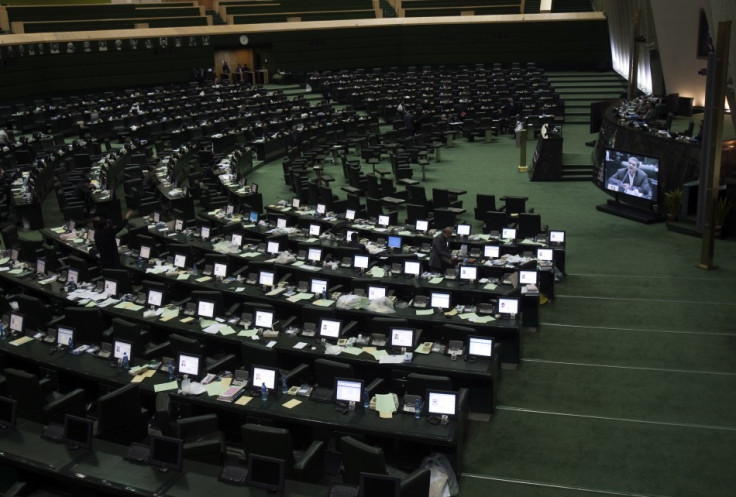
[92,383,148,445]
[111,317,170,360]
[482,210,509,233]
[339,435,431,495]
[475,194,497,221]
[168,333,237,373]
[240,341,310,384]
[365,196,383,219]
[63,307,110,345]
[43,245,68,273]
[433,209,457,230]
[14,294,63,332]
[405,373,453,397]
[432,188,462,209]
[101,268,134,295]
[1,226,43,262]
[155,392,225,464]
[501,196,527,215]
[517,213,542,239]
[405,203,432,225]
[241,423,325,481]
[3,368,85,424]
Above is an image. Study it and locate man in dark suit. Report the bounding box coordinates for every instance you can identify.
[608,156,652,198]
[429,226,455,272]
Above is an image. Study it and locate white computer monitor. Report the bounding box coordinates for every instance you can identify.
[431,292,451,310]
[252,366,277,391]
[197,300,216,319]
[316,203,327,215]
[498,297,519,315]
[459,266,477,281]
[468,336,494,358]
[484,245,499,259]
[87,229,95,242]
[267,241,280,254]
[103,279,118,296]
[307,248,322,262]
[390,328,414,348]
[309,224,321,237]
[549,230,565,244]
[353,255,369,270]
[139,245,151,259]
[213,262,228,278]
[9,249,18,261]
[427,391,457,417]
[9,313,24,334]
[346,230,358,242]
[67,268,79,284]
[113,340,132,360]
[367,285,387,300]
[254,309,274,329]
[310,278,328,295]
[226,205,235,215]
[178,354,201,376]
[502,228,517,240]
[335,379,363,404]
[174,219,184,232]
[276,217,287,229]
[36,258,46,274]
[404,260,421,276]
[291,198,300,209]
[345,209,356,220]
[319,318,341,339]
[174,254,187,269]
[259,271,275,287]
[457,224,471,236]
[231,233,243,247]
[415,219,429,232]
[57,326,74,346]
[200,226,211,240]
[153,212,161,223]
[377,215,390,227]
[537,248,554,261]
[147,289,163,307]
[519,270,537,285]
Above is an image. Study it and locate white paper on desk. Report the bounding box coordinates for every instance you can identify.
[241,252,261,258]
[292,261,304,267]
[266,287,285,296]
[324,344,344,355]
[458,312,479,320]
[416,309,434,316]
[379,355,406,364]
[238,329,258,338]
[39,276,58,285]
[293,342,308,349]
[429,277,444,284]
[483,283,498,291]
[203,323,222,334]
[341,346,364,356]
[97,298,120,308]
[266,340,277,348]
[287,292,313,303]
[154,381,179,393]
[219,325,236,336]
[369,349,388,360]
[398,230,412,236]
[235,287,246,292]
[8,268,23,275]
[369,267,385,278]
[305,237,319,243]
[0,267,9,272]
[177,273,190,280]
[312,299,333,307]
[160,307,179,320]
[375,393,397,413]
[476,234,491,241]
[469,315,496,323]
[146,266,167,274]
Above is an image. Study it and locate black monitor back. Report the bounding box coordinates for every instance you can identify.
[96,383,146,445]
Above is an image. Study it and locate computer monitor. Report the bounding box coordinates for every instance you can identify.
[149,435,183,472]
[316,203,327,216]
[457,223,471,236]
[177,353,202,377]
[36,258,46,275]
[549,230,565,244]
[307,247,322,262]
[113,339,132,360]
[67,268,79,284]
[173,253,187,269]
[345,209,356,220]
[498,297,519,316]
[346,229,358,242]
[0,397,17,430]
[251,365,278,391]
[200,225,211,240]
[254,309,274,330]
[367,285,387,300]
[147,288,164,307]
[377,214,390,227]
[309,224,321,237]
[519,270,538,285]
[174,219,184,232]
[467,336,494,358]
[426,390,458,417]
[266,241,280,254]
[430,292,451,310]
[231,233,243,247]
[359,472,401,497]
[55,325,74,347]
[404,260,421,277]
[139,245,152,259]
[335,378,364,404]
[276,217,287,229]
[104,279,118,297]
[247,454,285,494]
[319,318,342,340]
[353,254,369,270]
[458,265,477,281]
[387,235,402,250]
[197,299,216,319]
[502,227,517,240]
[9,313,24,334]
[259,270,275,287]
[311,278,328,295]
[483,245,498,259]
[415,219,429,232]
[213,262,228,278]
[390,328,415,349]
[249,211,259,223]
[537,248,554,261]
[64,414,94,450]
[291,197,300,209]
[9,249,18,261]
[87,229,95,242]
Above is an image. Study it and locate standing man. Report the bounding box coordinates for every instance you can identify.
[429,226,455,272]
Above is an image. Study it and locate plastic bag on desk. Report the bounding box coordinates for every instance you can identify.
[335,294,367,310]
[422,453,459,497]
[179,377,206,396]
[365,296,395,314]
[275,252,296,264]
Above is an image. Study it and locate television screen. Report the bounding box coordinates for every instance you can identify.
[259,271,275,287]
[249,211,259,223]
[57,326,73,346]
[291,198,300,209]
[247,454,285,494]
[174,219,184,231]
[316,203,327,215]
[498,297,519,315]
[9,313,24,334]
[311,278,328,295]
[431,292,451,309]
[457,224,471,236]
[367,285,386,300]
[173,254,187,269]
[345,209,356,220]
[139,245,151,259]
[226,205,235,215]
[377,215,390,227]
[148,289,163,307]
[67,268,79,284]
[254,309,274,329]
[104,279,118,297]
[231,233,243,246]
[307,247,322,262]
[178,353,201,377]
[113,339,132,360]
[404,260,421,276]
[390,328,414,348]
[266,241,280,254]
[309,224,321,237]
[415,219,429,232]
[549,230,566,244]
[519,270,538,285]
[36,258,46,274]
[426,390,457,417]
[252,365,277,390]
[276,217,287,229]
[197,300,216,318]
[468,336,494,357]
[501,228,516,240]
[387,235,402,249]
[354,255,369,270]
[335,378,364,404]
[537,248,554,261]
[601,149,659,201]
[200,226,211,240]
[213,262,228,278]
[149,435,183,472]
[319,318,341,339]
[346,229,358,242]
[459,266,477,281]
[483,245,500,258]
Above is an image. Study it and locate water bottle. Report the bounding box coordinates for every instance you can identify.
[281,373,287,395]
[0,323,5,341]
[168,360,175,380]
[414,397,421,420]
[363,389,370,410]
[67,336,74,353]
[137,254,143,268]
[261,382,268,401]
[192,261,198,276]
[122,352,130,371]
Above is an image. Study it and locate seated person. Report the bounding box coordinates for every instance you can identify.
[607,156,652,198]
[347,232,368,254]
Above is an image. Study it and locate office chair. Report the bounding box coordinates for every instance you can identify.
[339,436,431,495]
[481,210,509,233]
[433,209,457,230]
[1,226,43,262]
[102,268,134,295]
[14,294,63,332]
[43,244,68,273]
[63,307,110,345]
[3,368,86,424]
[111,317,170,360]
[405,373,453,397]
[501,196,527,215]
[346,193,366,217]
[92,383,148,445]
[365,196,383,219]
[241,423,325,481]
[405,203,432,225]
[155,393,225,464]
[475,194,497,221]
[168,333,237,373]
[432,189,462,209]
[240,341,310,384]
[517,213,542,239]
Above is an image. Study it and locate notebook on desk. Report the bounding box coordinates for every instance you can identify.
[310,386,334,403]
[124,442,150,464]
